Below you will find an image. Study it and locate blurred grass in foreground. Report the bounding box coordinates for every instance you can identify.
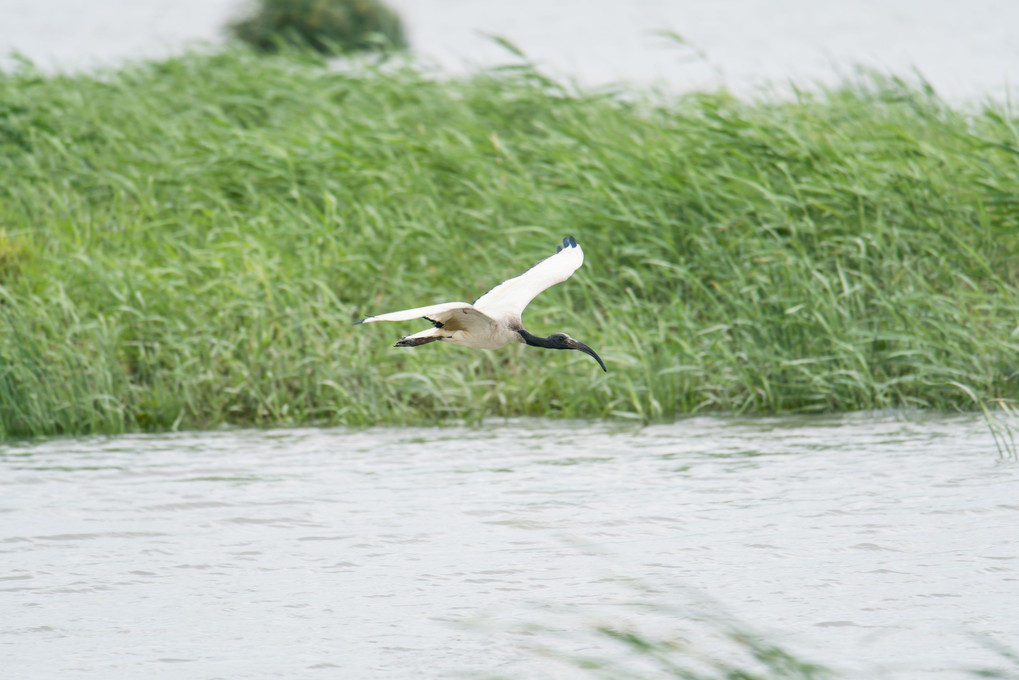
[466,579,1019,679]
[1,48,1018,438]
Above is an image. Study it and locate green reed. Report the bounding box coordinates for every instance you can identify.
[2,48,1018,438]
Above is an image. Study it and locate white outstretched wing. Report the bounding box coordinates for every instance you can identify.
[355,301,498,334]
[356,302,473,324]
[472,236,585,322]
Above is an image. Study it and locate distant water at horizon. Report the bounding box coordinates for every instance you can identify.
[2,0,1018,100]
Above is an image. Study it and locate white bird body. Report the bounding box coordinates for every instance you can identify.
[356,236,606,371]
[368,303,514,350]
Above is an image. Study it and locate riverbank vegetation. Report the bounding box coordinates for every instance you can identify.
[1,47,1018,438]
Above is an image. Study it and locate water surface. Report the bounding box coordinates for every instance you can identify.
[3,414,1017,678]
[2,0,1018,100]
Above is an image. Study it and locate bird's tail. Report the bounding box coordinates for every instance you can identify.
[394,327,447,348]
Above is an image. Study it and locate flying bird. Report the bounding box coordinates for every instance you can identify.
[355,236,607,371]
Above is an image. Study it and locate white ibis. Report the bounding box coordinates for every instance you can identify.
[355,236,607,371]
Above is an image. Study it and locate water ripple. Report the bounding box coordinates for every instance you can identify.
[1,414,1016,679]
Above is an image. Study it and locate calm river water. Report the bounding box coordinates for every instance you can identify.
[3,414,1017,679]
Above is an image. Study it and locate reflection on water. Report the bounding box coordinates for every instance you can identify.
[2,413,1017,679]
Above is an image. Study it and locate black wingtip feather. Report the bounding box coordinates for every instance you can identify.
[556,245,563,253]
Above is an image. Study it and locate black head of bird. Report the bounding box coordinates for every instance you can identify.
[517,330,607,372]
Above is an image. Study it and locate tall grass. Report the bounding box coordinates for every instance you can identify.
[2,48,1018,438]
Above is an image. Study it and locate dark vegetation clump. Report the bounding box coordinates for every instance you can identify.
[228,0,407,54]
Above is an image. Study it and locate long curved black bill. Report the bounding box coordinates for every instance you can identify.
[572,340,607,372]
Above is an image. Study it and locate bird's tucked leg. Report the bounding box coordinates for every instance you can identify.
[394,327,449,347]
[394,335,443,347]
